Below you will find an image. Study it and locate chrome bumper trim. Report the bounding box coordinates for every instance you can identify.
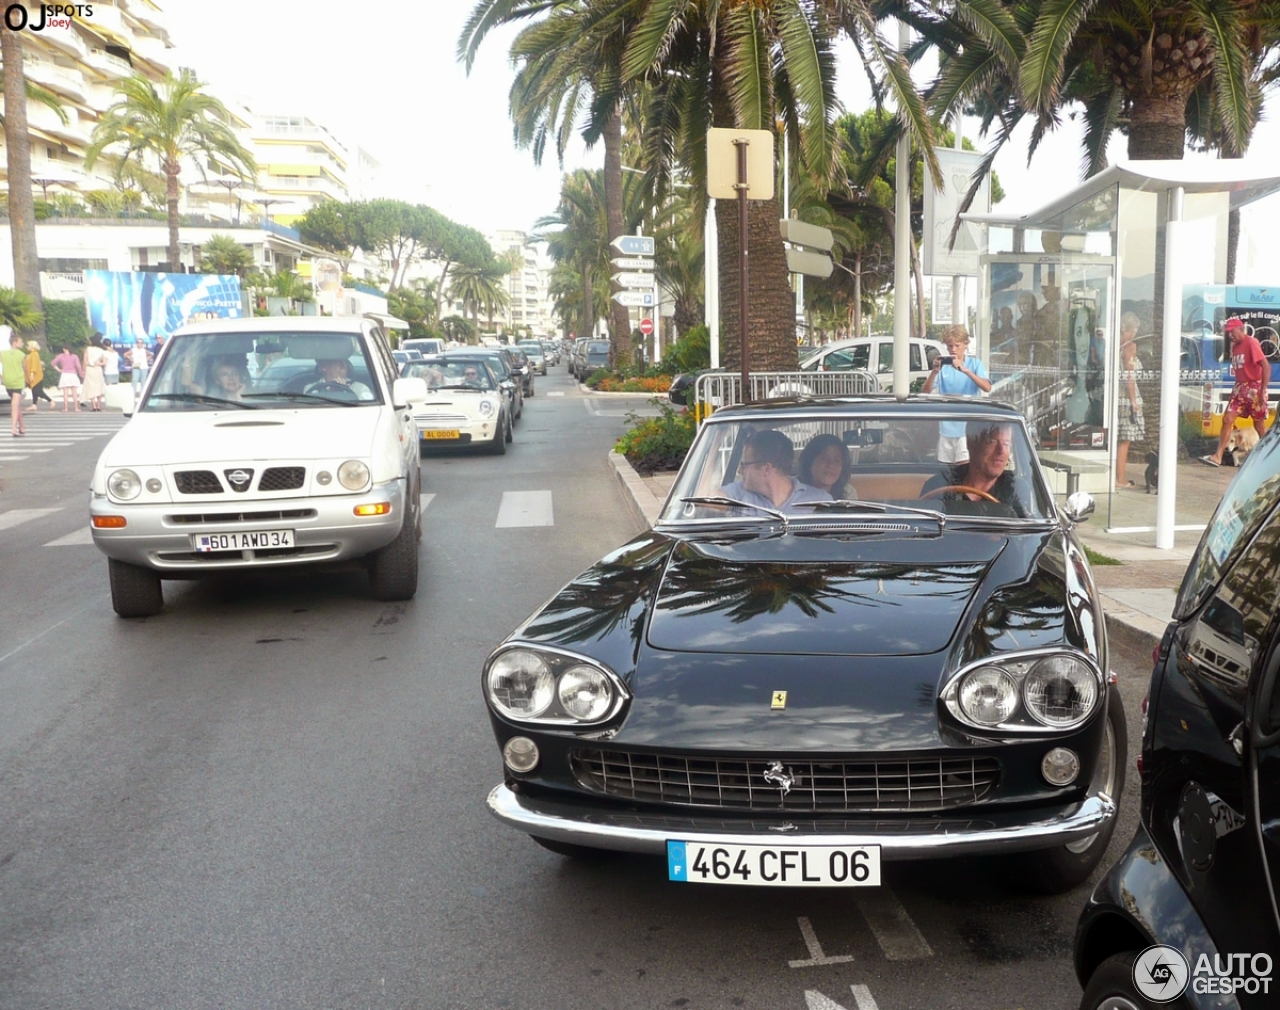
[486,784,1117,858]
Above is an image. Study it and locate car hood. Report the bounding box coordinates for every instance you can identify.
[646,536,1002,657]
[101,408,378,466]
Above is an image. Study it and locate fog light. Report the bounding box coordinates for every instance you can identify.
[92,515,127,529]
[316,471,332,485]
[145,478,163,493]
[1041,747,1080,786]
[353,502,391,516]
[503,736,539,773]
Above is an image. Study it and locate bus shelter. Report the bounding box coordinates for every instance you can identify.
[964,160,1280,547]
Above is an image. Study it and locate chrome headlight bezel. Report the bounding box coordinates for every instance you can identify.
[337,459,370,491]
[107,468,142,500]
[483,644,630,726]
[942,649,1104,733]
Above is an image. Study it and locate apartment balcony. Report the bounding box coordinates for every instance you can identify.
[130,34,173,72]
[120,0,167,35]
[39,25,88,60]
[28,103,89,147]
[83,3,133,48]
[24,57,89,105]
[85,47,133,79]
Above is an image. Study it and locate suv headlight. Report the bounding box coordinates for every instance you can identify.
[108,468,142,500]
[337,460,370,490]
[943,650,1103,732]
[484,645,628,725]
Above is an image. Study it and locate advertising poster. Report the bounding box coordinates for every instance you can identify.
[84,270,244,347]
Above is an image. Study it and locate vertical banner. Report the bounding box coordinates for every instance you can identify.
[84,271,244,346]
[922,148,990,277]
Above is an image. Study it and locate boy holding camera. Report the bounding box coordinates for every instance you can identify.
[921,324,992,463]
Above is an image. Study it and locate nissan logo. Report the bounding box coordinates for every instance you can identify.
[225,469,253,491]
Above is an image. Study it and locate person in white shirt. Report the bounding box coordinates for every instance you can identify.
[128,338,151,393]
[102,339,121,385]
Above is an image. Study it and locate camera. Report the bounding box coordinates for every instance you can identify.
[936,355,953,367]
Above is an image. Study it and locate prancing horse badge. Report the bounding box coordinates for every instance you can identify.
[771,691,787,710]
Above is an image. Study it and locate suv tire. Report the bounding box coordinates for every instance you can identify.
[368,517,419,601]
[109,558,164,618]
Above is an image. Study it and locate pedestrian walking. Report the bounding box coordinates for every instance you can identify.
[128,337,151,396]
[82,336,107,412]
[51,344,84,412]
[23,339,52,410]
[921,324,992,463]
[102,338,120,387]
[1203,317,1270,466]
[1,328,28,436]
[1115,318,1144,490]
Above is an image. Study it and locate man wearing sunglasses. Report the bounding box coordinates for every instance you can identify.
[719,429,831,513]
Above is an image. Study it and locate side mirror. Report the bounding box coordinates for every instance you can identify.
[392,377,428,408]
[1063,491,1096,524]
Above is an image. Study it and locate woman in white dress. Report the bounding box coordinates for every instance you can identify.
[82,337,106,411]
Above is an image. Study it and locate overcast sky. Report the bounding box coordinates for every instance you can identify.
[161,1,1279,239]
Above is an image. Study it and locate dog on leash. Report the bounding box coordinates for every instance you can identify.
[1145,452,1159,494]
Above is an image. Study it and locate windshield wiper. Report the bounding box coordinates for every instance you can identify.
[148,392,255,410]
[799,498,947,528]
[679,495,789,533]
[242,391,362,407]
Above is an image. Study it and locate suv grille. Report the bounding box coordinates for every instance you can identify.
[570,750,1001,813]
[259,467,306,491]
[175,470,223,494]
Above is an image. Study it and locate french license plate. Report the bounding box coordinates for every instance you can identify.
[192,529,295,552]
[421,430,461,440]
[667,841,880,887]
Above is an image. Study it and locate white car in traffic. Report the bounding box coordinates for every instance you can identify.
[401,355,512,454]
[90,317,427,617]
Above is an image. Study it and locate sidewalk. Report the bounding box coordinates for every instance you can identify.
[607,452,1184,659]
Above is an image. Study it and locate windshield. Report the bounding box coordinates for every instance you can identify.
[140,331,382,411]
[404,359,496,391]
[659,412,1054,524]
[587,341,610,355]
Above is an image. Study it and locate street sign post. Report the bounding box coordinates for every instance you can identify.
[612,291,655,307]
[612,272,656,288]
[638,318,654,337]
[610,235,655,257]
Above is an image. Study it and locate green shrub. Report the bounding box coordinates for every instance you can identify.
[616,401,696,474]
[586,366,613,386]
[43,298,93,351]
[660,323,711,375]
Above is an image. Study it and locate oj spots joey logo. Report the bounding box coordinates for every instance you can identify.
[3,4,91,31]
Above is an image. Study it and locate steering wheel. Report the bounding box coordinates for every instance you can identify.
[306,381,358,400]
[921,484,1001,504]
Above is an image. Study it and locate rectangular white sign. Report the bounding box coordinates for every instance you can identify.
[922,147,989,277]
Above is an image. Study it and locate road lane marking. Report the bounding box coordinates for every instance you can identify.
[420,493,436,511]
[0,455,29,462]
[44,526,94,546]
[0,508,64,531]
[495,490,553,528]
[546,391,565,396]
[788,916,853,968]
[853,888,932,960]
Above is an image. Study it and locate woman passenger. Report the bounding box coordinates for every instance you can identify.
[798,433,856,499]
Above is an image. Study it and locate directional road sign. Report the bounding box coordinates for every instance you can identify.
[612,291,655,307]
[786,248,834,279]
[780,218,835,252]
[611,235,655,257]
[611,257,653,271]
[612,271,656,288]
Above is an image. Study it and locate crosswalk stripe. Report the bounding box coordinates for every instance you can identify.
[0,508,64,531]
[853,888,932,960]
[495,490,553,528]
[0,455,29,462]
[420,493,435,511]
[44,526,94,546]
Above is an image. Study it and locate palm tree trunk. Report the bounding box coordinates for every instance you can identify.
[2,29,46,345]
[853,251,862,339]
[1127,92,1187,160]
[716,195,798,371]
[165,159,181,270]
[582,263,593,339]
[603,107,632,369]
[911,238,926,339]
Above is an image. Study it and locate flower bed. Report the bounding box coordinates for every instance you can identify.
[615,401,695,474]
[587,370,673,393]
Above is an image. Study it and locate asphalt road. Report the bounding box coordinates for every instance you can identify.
[0,368,1150,1010]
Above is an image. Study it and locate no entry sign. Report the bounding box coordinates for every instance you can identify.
[638,318,654,336]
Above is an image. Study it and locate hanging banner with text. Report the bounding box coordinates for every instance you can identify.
[84,270,244,347]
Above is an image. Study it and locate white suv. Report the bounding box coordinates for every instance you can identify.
[90,317,428,617]
[800,335,946,390]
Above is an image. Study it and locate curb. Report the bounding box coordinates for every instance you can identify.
[581,384,671,397]
[605,450,1167,661]
[608,451,663,530]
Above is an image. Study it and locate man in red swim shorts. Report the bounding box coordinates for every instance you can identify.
[1203,317,1270,466]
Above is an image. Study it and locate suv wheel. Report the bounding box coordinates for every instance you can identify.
[108,558,164,618]
[1015,688,1127,893]
[368,517,419,601]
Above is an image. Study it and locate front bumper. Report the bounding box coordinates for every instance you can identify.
[90,479,405,571]
[487,783,1116,859]
[414,416,501,446]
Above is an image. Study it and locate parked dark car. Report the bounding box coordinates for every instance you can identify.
[571,336,590,379]
[1074,429,1280,1009]
[482,397,1125,893]
[577,339,611,380]
[507,346,535,397]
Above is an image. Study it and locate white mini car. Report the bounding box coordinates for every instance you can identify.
[90,317,428,617]
[401,355,512,454]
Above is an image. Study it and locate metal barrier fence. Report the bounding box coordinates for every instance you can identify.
[692,370,880,421]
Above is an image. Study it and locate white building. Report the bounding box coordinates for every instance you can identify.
[486,230,558,336]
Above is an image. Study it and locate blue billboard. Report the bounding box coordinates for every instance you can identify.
[84,270,243,348]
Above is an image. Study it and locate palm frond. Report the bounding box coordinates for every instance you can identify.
[1019,0,1094,113]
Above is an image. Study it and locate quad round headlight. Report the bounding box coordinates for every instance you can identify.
[478,399,495,417]
[958,668,1019,726]
[337,459,370,491]
[558,664,613,721]
[1023,655,1098,727]
[108,468,142,500]
[487,649,554,719]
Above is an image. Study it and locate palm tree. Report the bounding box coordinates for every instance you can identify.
[459,0,637,365]
[449,259,510,335]
[85,71,256,271]
[1,29,47,344]
[537,169,612,340]
[0,286,45,332]
[270,269,312,302]
[199,234,255,276]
